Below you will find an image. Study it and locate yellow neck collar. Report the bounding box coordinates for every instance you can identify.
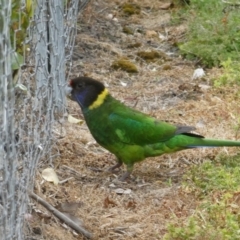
[89,88,109,110]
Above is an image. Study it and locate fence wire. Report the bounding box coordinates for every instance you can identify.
[0,0,89,239]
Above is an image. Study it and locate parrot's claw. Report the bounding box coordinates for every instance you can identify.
[108,162,123,173]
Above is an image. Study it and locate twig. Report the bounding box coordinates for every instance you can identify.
[61,165,86,179]
[59,177,74,184]
[29,191,93,239]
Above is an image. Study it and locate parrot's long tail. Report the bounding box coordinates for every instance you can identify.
[146,134,240,157]
[187,138,240,148]
[182,133,240,148]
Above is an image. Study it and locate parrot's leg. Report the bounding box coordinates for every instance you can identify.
[108,160,123,173]
[118,164,133,181]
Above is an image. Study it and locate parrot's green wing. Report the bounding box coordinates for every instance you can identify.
[108,106,195,145]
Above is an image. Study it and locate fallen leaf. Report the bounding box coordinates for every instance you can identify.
[15,83,28,92]
[104,196,117,208]
[114,188,132,195]
[42,168,59,185]
[145,30,158,38]
[126,200,137,209]
[68,115,84,124]
[24,213,34,222]
[159,2,174,10]
[120,81,127,87]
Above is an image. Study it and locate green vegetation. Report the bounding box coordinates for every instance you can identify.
[163,2,240,237]
[121,2,141,16]
[137,50,168,62]
[164,155,240,240]
[122,26,134,35]
[11,0,34,72]
[111,57,138,73]
[176,0,240,68]
[214,58,240,86]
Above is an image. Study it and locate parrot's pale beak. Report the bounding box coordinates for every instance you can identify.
[65,85,73,100]
[65,85,72,95]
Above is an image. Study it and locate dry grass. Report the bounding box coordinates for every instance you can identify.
[28,0,240,239]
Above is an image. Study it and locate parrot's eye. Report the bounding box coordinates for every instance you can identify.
[77,82,84,89]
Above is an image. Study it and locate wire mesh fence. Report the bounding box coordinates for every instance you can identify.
[0,0,89,238]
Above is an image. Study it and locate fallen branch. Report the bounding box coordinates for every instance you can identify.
[29,191,92,239]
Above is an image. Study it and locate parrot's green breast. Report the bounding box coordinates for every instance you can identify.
[83,92,181,164]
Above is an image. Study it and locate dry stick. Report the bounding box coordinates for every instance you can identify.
[29,191,93,239]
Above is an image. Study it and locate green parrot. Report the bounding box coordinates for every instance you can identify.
[67,77,240,181]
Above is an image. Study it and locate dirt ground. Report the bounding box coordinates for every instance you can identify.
[29,1,240,239]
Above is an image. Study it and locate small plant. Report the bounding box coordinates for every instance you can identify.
[164,155,240,240]
[165,200,240,240]
[137,50,168,63]
[214,58,240,87]
[10,0,34,72]
[121,2,141,16]
[111,57,138,73]
[177,0,240,67]
[122,26,134,35]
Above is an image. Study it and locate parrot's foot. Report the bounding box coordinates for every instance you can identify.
[108,162,123,173]
[118,171,131,182]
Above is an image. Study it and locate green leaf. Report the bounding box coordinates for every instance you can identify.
[11,52,24,70]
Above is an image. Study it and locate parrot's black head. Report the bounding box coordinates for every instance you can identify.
[68,77,108,110]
